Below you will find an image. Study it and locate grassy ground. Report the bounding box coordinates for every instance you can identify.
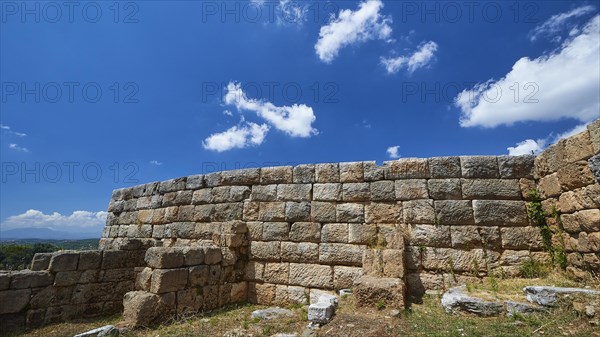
[6,272,600,337]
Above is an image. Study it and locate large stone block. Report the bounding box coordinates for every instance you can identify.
[249,241,280,261]
[293,164,316,183]
[538,173,562,198]
[258,202,285,221]
[384,158,430,179]
[159,177,186,193]
[315,163,339,183]
[212,203,243,221]
[434,200,474,225]
[221,168,260,185]
[145,247,184,269]
[186,174,204,190]
[0,289,31,314]
[319,243,363,266]
[561,209,600,233]
[336,203,364,222]
[243,201,260,221]
[122,291,169,327]
[289,222,321,242]
[348,223,377,244]
[250,185,277,201]
[395,179,429,200]
[497,155,535,179]
[500,227,544,250]
[365,202,402,223]
[589,154,600,183]
[313,183,341,201]
[403,199,435,224]
[263,263,290,284]
[261,166,293,184]
[559,184,600,213]
[30,253,53,271]
[285,202,311,222]
[564,130,595,163]
[281,242,319,263]
[370,180,395,201]
[277,184,312,201]
[288,263,333,288]
[363,161,384,181]
[408,224,451,247]
[557,161,596,190]
[422,248,490,272]
[333,266,363,289]
[473,200,527,226]
[311,202,337,222]
[588,119,600,154]
[340,162,364,182]
[353,276,404,308]
[150,269,188,294]
[49,252,80,272]
[460,156,499,178]
[451,226,500,249]
[10,271,53,289]
[427,179,462,200]
[461,179,521,200]
[428,157,462,178]
[321,223,349,243]
[262,222,289,241]
[342,183,370,201]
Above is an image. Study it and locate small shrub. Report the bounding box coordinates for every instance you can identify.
[376,300,386,310]
[520,259,550,278]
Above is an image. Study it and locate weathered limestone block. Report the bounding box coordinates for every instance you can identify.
[263,263,290,284]
[576,232,600,253]
[364,161,384,181]
[122,291,169,327]
[0,289,31,314]
[251,185,277,201]
[384,158,430,179]
[333,266,363,289]
[54,271,82,286]
[395,179,429,200]
[460,156,499,178]
[262,222,289,241]
[422,248,490,272]
[249,241,281,261]
[212,203,243,221]
[246,221,263,241]
[365,202,402,223]
[442,286,503,316]
[559,184,600,213]
[342,183,370,201]
[145,247,184,269]
[277,184,312,201]
[159,177,186,193]
[564,131,595,163]
[406,272,443,296]
[588,119,600,154]
[313,183,342,201]
[428,157,462,178]
[281,242,319,263]
[49,251,80,272]
[293,164,315,183]
[451,226,501,249]
[311,202,337,222]
[500,227,544,250]
[340,162,364,182]
[308,295,336,324]
[243,201,260,221]
[261,166,293,184]
[461,179,521,200]
[289,222,321,242]
[535,140,567,178]
[289,263,333,288]
[473,200,527,226]
[434,200,474,225]
[203,172,224,189]
[408,224,451,247]
[230,282,247,303]
[557,161,596,190]
[403,199,435,224]
[353,276,404,308]
[10,271,53,289]
[348,223,377,244]
[221,168,260,185]
[316,163,339,183]
[336,203,364,223]
[588,154,600,183]
[319,243,363,266]
[30,253,53,271]
[150,269,188,293]
[321,223,349,243]
[524,286,600,306]
[185,174,204,190]
[136,267,153,291]
[370,180,395,201]
[382,249,404,278]
[561,209,600,233]
[244,261,264,282]
[203,246,223,265]
[428,179,461,200]
[259,202,285,221]
[182,247,205,266]
[285,202,311,222]
[497,155,535,179]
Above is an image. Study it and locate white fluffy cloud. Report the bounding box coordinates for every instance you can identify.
[315,0,392,63]
[529,5,596,42]
[2,209,108,230]
[386,145,400,159]
[149,160,163,166]
[456,15,600,128]
[507,123,589,156]
[203,122,270,152]
[381,41,438,74]
[1,124,27,137]
[9,143,29,152]
[223,82,317,137]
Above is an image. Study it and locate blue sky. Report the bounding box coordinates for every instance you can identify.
[1,0,599,237]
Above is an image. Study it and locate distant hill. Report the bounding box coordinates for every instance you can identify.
[0,227,101,241]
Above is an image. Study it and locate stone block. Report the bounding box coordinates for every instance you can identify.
[434,200,474,225]
[249,241,280,261]
[203,247,222,265]
[382,249,404,278]
[10,271,53,289]
[333,266,363,289]
[321,223,349,243]
[460,156,499,178]
[0,289,31,314]
[342,182,370,201]
[262,222,289,241]
[557,161,596,190]
[281,242,319,263]
[311,202,337,222]
[403,199,435,224]
[54,271,81,287]
[30,253,53,271]
[289,222,321,242]
[246,221,263,240]
[538,173,562,198]
[231,282,247,303]
[365,202,402,223]
[258,202,285,221]
[244,261,265,281]
[212,203,243,221]
[561,209,600,233]
[370,180,395,201]
[122,291,168,327]
[150,269,188,294]
[0,273,10,290]
[49,252,79,272]
[182,247,205,266]
[315,163,339,183]
[427,179,462,200]
[473,200,527,226]
[500,227,544,250]
[336,203,364,223]
[285,202,311,222]
[497,155,535,179]
[353,276,404,308]
[558,184,600,213]
[319,243,363,266]
[243,201,260,221]
[395,179,429,200]
[348,223,377,244]
[185,174,204,190]
[221,168,260,185]
[313,183,341,201]
[451,226,500,249]
[428,156,462,178]
[384,158,429,179]
[408,224,451,247]
[288,263,333,288]
[159,177,186,193]
[308,299,335,324]
[588,118,600,154]
[588,154,600,183]
[248,283,276,305]
[293,164,316,183]
[564,130,594,163]
[251,185,277,201]
[145,247,184,269]
[461,179,521,200]
[363,161,384,181]
[261,166,293,184]
[263,263,289,284]
[340,162,364,182]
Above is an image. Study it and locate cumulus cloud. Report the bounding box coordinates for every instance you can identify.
[223,82,317,138]
[315,0,392,63]
[2,209,108,230]
[381,41,438,74]
[456,15,600,128]
[203,122,270,152]
[9,143,29,152]
[529,5,596,42]
[1,124,27,137]
[507,123,590,156]
[386,145,400,159]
